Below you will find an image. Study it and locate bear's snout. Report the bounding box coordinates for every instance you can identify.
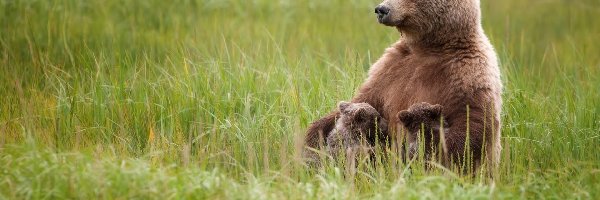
[374,5,391,23]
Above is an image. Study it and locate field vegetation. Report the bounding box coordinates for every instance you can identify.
[1,0,599,199]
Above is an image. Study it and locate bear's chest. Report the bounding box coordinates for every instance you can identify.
[376,56,450,123]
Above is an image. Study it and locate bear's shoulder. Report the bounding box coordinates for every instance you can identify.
[441,38,501,94]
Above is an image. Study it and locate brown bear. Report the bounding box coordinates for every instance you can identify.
[304,0,502,174]
[397,102,448,163]
[325,102,389,163]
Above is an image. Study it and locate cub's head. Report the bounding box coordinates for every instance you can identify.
[396,102,447,159]
[396,102,446,133]
[338,101,383,128]
[374,0,481,34]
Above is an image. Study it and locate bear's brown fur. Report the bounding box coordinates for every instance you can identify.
[326,102,388,161]
[304,0,502,174]
[397,102,447,162]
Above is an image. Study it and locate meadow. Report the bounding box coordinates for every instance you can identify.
[1,0,599,199]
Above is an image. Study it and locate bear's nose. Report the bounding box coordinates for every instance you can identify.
[375,5,390,19]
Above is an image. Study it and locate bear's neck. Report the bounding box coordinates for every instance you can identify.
[400,1,484,54]
[401,24,484,53]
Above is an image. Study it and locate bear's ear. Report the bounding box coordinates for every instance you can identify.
[338,101,351,114]
[354,107,373,121]
[424,104,442,120]
[353,108,366,120]
[397,110,414,126]
[427,104,443,118]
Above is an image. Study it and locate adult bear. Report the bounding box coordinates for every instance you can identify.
[304,0,502,174]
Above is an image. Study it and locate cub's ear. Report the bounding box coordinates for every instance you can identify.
[429,104,443,116]
[338,101,351,114]
[354,107,371,120]
[397,110,414,126]
[425,104,443,120]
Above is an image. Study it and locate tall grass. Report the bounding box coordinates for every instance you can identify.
[1,0,599,199]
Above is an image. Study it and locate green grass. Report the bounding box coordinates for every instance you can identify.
[1,0,599,199]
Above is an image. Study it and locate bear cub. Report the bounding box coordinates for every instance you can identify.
[326,101,389,161]
[397,102,448,161]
